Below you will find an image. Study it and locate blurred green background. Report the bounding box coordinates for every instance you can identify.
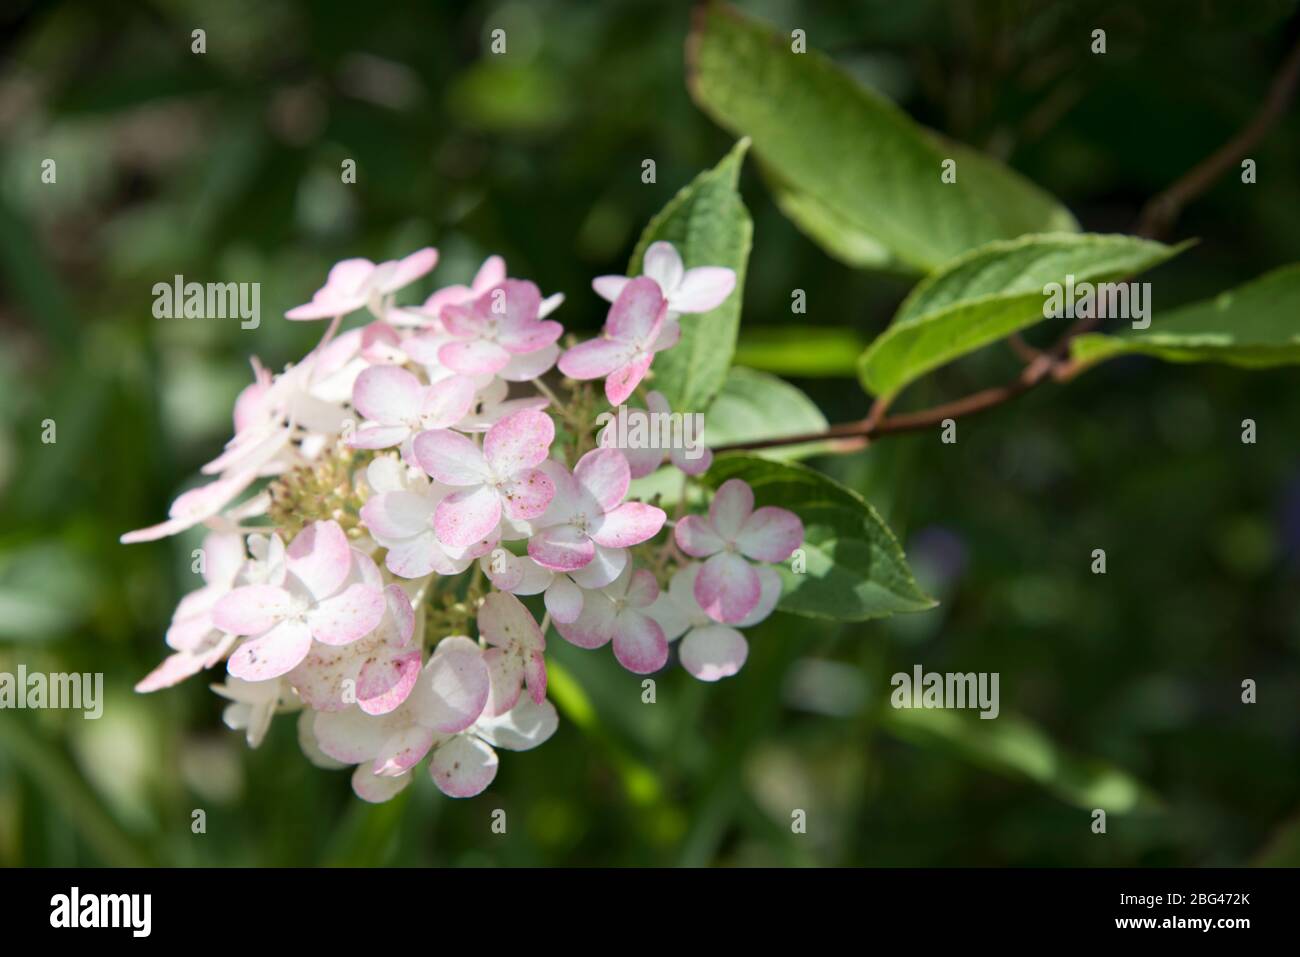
[2,0,1299,867]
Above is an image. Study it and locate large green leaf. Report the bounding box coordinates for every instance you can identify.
[858,233,1186,399]
[1072,263,1300,369]
[687,4,1076,274]
[705,366,829,460]
[631,139,752,414]
[701,455,935,621]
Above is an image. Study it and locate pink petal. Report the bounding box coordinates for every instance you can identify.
[651,320,681,352]
[524,649,547,704]
[473,255,507,291]
[695,551,762,624]
[671,266,736,313]
[349,424,411,449]
[557,337,632,380]
[412,429,491,486]
[680,624,748,681]
[475,696,558,751]
[213,584,291,636]
[419,375,478,429]
[528,524,595,572]
[611,610,668,674]
[568,544,626,589]
[484,408,555,475]
[440,338,511,375]
[416,637,491,733]
[372,724,436,776]
[573,447,631,512]
[670,443,712,476]
[286,521,353,601]
[604,354,654,406]
[135,652,207,693]
[500,468,555,520]
[709,478,755,542]
[737,506,804,563]
[544,576,584,624]
[554,591,616,649]
[435,484,502,549]
[483,647,524,717]
[352,365,421,425]
[592,274,631,303]
[498,319,562,355]
[498,343,559,381]
[590,501,665,549]
[359,489,434,541]
[641,242,684,295]
[378,247,438,293]
[315,708,389,764]
[428,735,498,798]
[624,568,660,608]
[227,619,314,681]
[352,765,413,803]
[737,565,784,628]
[120,470,256,543]
[674,514,725,557]
[308,583,386,645]
[605,276,667,343]
[478,591,546,652]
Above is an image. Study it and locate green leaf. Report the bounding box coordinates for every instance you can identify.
[732,326,867,377]
[631,139,752,413]
[882,707,1160,813]
[687,4,1076,274]
[1071,263,1300,369]
[705,367,829,460]
[858,233,1187,399]
[701,454,935,621]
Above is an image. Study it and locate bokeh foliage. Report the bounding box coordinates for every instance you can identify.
[1,0,1298,866]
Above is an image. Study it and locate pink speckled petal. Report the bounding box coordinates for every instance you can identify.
[478,591,545,652]
[484,408,555,474]
[611,610,668,674]
[352,364,420,425]
[429,734,498,798]
[737,506,804,563]
[135,652,207,693]
[590,501,665,549]
[695,551,762,624]
[286,520,353,601]
[528,523,595,572]
[213,584,291,636]
[412,428,490,486]
[435,484,502,549]
[419,375,478,429]
[484,646,525,717]
[357,649,422,715]
[308,583,386,646]
[573,447,630,512]
[227,619,313,681]
[680,624,748,681]
[372,724,436,776]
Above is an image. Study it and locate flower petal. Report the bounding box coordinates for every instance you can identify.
[476,696,558,751]
[308,583,386,646]
[641,242,684,296]
[553,590,616,649]
[412,429,491,486]
[478,591,545,651]
[591,274,630,303]
[440,338,511,375]
[604,354,654,406]
[528,524,595,572]
[484,408,555,475]
[227,619,314,681]
[736,506,804,563]
[695,551,762,624]
[671,266,736,314]
[556,337,631,380]
[680,624,748,681]
[213,584,291,636]
[591,501,665,549]
[286,521,353,601]
[428,735,498,798]
[357,649,423,715]
[611,610,668,674]
[352,764,413,803]
[674,514,725,558]
[543,575,584,623]
[709,479,754,542]
[416,636,491,733]
[435,484,502,549]
[573,447,630,512]
[736,565,783,628]
[605,275,666,343]
[352,364,420,425]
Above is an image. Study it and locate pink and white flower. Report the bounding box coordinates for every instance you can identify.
[211,677,298,748]
[648,562,781,681]
[476,591,546,716]
[558,277,677,405]
[214,520,387,681]
[553,564,669,674]
[674,479,803,624]
[436,279,563,377]
[593,241,735,319]
[360,456,497,578]
[286,247,438,321]
[597,389,712,478]
[527,448,665,578]
[412,407,556,549]
[348,364,478,452]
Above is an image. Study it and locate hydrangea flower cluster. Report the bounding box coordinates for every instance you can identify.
[123,241,804,802]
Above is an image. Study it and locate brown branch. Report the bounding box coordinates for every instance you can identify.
[1136,33,1300,239]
